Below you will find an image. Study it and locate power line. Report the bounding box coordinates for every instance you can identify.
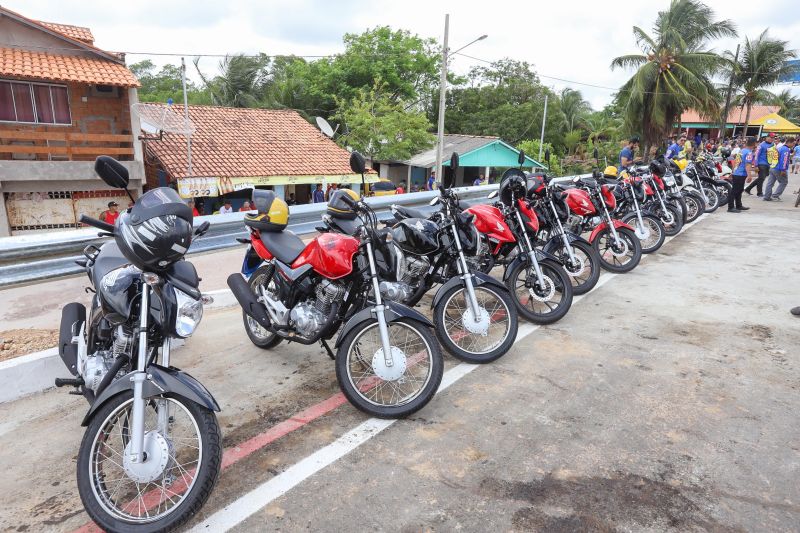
[0,42,335,59]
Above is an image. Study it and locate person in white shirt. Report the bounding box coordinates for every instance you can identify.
[219,200,233,214]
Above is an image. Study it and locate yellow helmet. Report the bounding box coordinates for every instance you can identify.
[603,165,618,177]
[327,188,360,220]
[675,158,688,171]
[245,189,289,232]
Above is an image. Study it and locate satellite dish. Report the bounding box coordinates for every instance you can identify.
[141,120,160,135]
[131,103,196,136]
[316,116,335,138]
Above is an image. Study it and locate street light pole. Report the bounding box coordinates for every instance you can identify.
[181,57,193,178]
[434,14,449,189]
[538,94,548,162]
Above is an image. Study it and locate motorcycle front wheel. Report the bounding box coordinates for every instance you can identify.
[552,240,600,295]
[434,283,518,363]
[336,318,443,418]
[505,259,573,324]
[77,392,221,533]
[701,187,719,213]
[592,227,642,273]
[682,192,704,223]
[622,213,665,254]
[660,204,684,236]
[242,265,282,349]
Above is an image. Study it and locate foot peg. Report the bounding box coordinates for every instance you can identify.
[55,377,84,388]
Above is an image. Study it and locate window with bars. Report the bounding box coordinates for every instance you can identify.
[0,80,71,125]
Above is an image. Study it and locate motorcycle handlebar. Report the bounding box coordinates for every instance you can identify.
[79,214,114,233]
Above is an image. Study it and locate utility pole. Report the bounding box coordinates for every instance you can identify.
[181,57,193,177]
[720,43,740,141]
[434,14,449,189]
[538,94,548,162]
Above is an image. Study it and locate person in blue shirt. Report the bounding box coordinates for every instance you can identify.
[727,136,755,212]
[745,133,775,196]
[791,141,800,175]
[763,137,796,201]
[426,170,436,191]
[619,136,639,169]
[665,135,682,159]
[312,184,325,203]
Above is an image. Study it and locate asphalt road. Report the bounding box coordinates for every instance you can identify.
[0,184,799,532]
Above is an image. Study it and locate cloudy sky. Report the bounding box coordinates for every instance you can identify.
[6,0,800,109]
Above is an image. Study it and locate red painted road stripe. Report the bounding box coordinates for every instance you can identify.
[72,392,350,532]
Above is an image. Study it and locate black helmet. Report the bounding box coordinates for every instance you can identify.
[244,189,290,232]
[116,187,193,271]
[498,168,528,206]
[525,172,547,198]
[649,160,666,177]
[327,188,360,220]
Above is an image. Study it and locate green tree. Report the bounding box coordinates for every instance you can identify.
[517,140,563,175]
[194,54,269,107]
[611,0,736,152]
[129,60,209,104]
[728,30,797,128]
[764,89,800,122]
[335,84,435,161]
[560,88,591,131]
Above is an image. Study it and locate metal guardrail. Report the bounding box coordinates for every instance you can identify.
[0,185,500,288]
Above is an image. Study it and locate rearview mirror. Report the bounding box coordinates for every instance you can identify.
[545,149,551,164]
[349,151,367,175]
[194,221,210,236]
[429,197,440,206]
[94,156,129,189]
[488,190,498,199]
[450,152,460,172]
[517,150,525,166]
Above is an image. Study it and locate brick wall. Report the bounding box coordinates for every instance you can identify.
[0,80,134,161]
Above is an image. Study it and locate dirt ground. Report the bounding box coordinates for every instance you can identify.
[0,328,58,360]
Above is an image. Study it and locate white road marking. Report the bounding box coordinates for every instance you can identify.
[190,213,708,532]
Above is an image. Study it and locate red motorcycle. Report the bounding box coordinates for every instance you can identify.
[558,174,643,273]
[465,170,573,324]
[228,152,444,418]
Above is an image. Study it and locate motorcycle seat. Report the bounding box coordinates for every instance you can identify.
[329,217,361,237]
[551,181,575,190]
[258,230,306,264]
[392,204,428,220]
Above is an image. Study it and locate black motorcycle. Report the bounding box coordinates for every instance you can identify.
[324,153,519,364]
[55,157,221,532]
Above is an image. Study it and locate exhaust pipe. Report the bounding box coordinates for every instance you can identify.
[227,274,271,330]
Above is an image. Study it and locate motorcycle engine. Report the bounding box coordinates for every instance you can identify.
[379,281,412,302]
[400,255,430,284]
[80,325,132,393]
[565,214,583,234]
[290,280,344,338]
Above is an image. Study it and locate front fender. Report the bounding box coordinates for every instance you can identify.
[588,219,634,243]
[335,300,434,348]
[541,233,588,255]
[433,271,507,307]
[82,364,221,426]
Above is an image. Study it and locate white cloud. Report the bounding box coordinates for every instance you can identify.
[6,0,800,109]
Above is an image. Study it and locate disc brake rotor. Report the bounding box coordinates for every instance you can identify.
[634,222,650,240]
[529,274,555,301]
[564,254,586,276]
[462,306,490,335]
[123,431,170,483]
[610,237,630,257]
[371,346,408,381]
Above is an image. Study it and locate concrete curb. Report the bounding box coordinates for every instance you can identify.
[0,289,238,404]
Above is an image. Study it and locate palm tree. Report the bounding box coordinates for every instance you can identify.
[729,32,797,127]
[611,0,736,152]
[766,89,800,122]
[560,88,592,131]
[194,54,268,108]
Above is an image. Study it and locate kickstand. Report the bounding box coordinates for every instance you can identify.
[320,339,335,360]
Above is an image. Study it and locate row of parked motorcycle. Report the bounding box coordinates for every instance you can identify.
[52,148,729,531]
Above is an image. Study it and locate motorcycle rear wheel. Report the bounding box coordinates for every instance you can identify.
[592,227,642,273]
[242,265,282,349]
[336,318,443,418]
[505,258,573,324]
[77,392,221,533]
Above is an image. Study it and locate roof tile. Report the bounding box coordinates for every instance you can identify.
[142,104,355,179]
[36,21,94,44]
[0,47,139,87]
[681,105,780,124]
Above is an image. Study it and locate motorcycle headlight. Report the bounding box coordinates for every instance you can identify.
[174,288,204,338]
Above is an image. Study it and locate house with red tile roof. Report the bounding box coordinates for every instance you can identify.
[677,105,781,141]
[0,6,143,235]
[139,103,367,210]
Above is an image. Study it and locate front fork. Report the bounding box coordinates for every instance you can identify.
[366,240,395,368]
[549,199,577,265]
[450,223,483,321]
[600,200,622,247]
[630,187,646,231]
[128,279,150,464]
[513,209,546,287]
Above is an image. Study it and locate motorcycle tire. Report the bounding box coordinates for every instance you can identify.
[715,181,731,207]
[622,213,665,254]
[701,186,720,213]
[682,192,705,223]
[504,258,573,324]
[552,240,600,295]
[77,391,222,533]
[336,317,443,418]
[433,282,518,362]
[242,265,282,349]
[661,204,684,237]
[592,227,642,273]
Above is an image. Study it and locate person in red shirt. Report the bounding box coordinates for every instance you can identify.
[395,184,405,194]
[187,200,200,217]
[239,200,252,212]
[100,201,120,225]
